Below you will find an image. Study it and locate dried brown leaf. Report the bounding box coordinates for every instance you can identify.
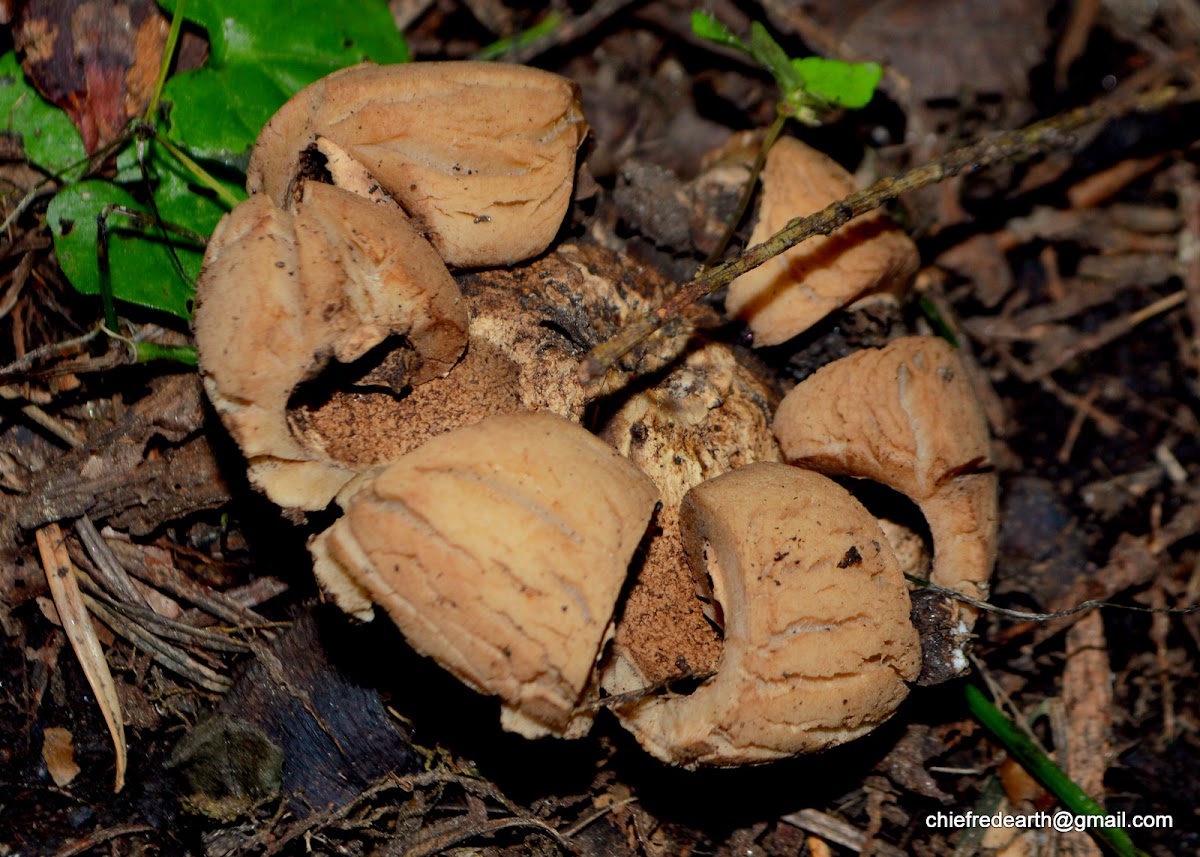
[40,725,81,787]
[37,523,127,792]
[12,0,168,152]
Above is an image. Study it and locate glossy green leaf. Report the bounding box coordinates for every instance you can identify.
[688,10,881,123]
[0,51,87,177]
[47,181,203,320]
[159,0,410,163]
[792,57,883,109]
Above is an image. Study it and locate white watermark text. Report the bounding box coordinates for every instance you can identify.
[924,810,1173,834]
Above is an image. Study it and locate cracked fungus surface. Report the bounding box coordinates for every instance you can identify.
[310,411,658,739]
[774,336,999,603]
[611,463,920,768]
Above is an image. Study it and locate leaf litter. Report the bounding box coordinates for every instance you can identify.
[0,1,1198,856]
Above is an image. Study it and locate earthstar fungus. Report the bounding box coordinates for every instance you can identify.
[773,336,1000,646]
[193,182,468,511]
[309,411,658,739]
[725,136,920,346]
[247,61,589,268]
[195,60,998,764]
[195,61,588,511]
[610,463,921,767]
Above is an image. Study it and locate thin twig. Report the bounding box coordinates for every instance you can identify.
[911,578,1200,621]
[0,326,102,385]
[990,345,1133,438]
[561,797,638,839]
[106,537,272,628]
[780,808,907,857]
[1026,289,1187,380]
[507,0,639,64]
[0,384,86,447]
[1172,160,1200,364]
[83,594,232,692]
[50,824,153,857]
[0,250,35,322]
[388,813,569,857]
[580,85,1188,381]
[73,516,151,607]
[78,578,250,654]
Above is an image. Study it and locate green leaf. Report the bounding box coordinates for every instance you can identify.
[791,57,883,109]
[690,10,747,53]
[47,180,203,320]
[747,22,802,96]
[688,12,881,124]
[43,0,404,323]
[149,140,245,242]
[0,51,87,177]
[476,11,564,60]
[134,342,198,365]
[159,0,410,163]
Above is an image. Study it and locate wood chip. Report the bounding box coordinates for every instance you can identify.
[1061,612,1113,857]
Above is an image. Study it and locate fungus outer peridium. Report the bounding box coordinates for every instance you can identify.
[197,62,591,512]
[194,182,468,511]
[773,336,1000,632]
[725,136,920,347]
[609,462,921,768]
[309,411,659,740]
[246,61,588,268]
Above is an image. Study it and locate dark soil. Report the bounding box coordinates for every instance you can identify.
[1,1,1198,856]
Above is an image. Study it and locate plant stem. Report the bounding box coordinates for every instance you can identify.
[474,11,564,61]
[132,342,197,366]
[579,85,1186,381]
[704,111,789,268]
[153,132,242,210]
[965,685,1147,857]
[146,0,187,121]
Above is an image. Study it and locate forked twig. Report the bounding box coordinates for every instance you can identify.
[580,85,1189,381]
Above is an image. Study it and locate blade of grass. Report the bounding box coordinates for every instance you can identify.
[917,294,960,348]
[475,11,564,61]
[146,0,188,120]
[153,132,241,211]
